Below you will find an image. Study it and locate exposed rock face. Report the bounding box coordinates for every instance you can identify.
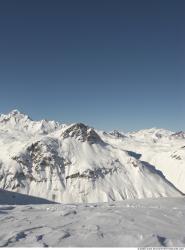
[109,130,127,138]
[1,138,67,201]
[171,131,185,140]
[61,123,104,144]
[170,147,185,161]
[12,139,64,182]
[66,162,122,181]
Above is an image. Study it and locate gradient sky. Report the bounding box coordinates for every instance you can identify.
[0,0,184,132]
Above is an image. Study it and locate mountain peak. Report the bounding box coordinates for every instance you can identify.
[171,131,185,139]
[61,123,104,144]
[127,127,174,139]
[0,110,33,133]
[8,109,31,118]
[0,109,32,122]
[9,109,22,115]
[109,130,126,138]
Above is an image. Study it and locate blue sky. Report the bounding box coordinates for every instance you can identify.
[0,0,184,131]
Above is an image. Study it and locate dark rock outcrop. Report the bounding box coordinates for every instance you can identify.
[62,123,104,144]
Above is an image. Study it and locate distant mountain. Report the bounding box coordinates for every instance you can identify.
[0,109,63,135]
[107,130,127,139]
[171,131,185,140]
[101,127,185,193]
[0,110,184,203]
[126,128,174,141]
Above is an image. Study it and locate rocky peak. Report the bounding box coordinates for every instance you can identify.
[9,109,23,116]
[0,110,62,135]
[61,123,104,144]
[171,131,185,139]
[0,109,31,123]
[109,130,126,138]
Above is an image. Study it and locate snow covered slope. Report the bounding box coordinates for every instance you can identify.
[0,189,56,205]
[0,197,185,247]
[0,110,184,203]
[100,127,185,193]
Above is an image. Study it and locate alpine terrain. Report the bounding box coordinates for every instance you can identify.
[0,110,185,247]
[0,110,184,203]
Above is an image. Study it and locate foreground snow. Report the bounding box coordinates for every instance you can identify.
[0,197,185,247]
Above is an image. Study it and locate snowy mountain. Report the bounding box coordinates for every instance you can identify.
[171,131,185,140]
[0,110,184,203]
[109,130,127,139]
[0,109,63,135]
[126,128,174,142]
[101,127,185,193]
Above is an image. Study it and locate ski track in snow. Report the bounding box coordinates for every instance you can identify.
[0,197,185,247]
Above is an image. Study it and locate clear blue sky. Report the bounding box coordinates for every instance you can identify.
[0,0,184,131]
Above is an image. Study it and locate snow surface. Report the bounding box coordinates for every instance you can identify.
[0,110,185,247]
[100,128,185,193]
[0,197,185,247]
[0,188,56,205]
[0,110,183,203]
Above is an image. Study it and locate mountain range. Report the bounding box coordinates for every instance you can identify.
[0,110,184,203]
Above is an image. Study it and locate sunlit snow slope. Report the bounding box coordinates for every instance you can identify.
[0,110,184,203]
[100,128,185,193]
